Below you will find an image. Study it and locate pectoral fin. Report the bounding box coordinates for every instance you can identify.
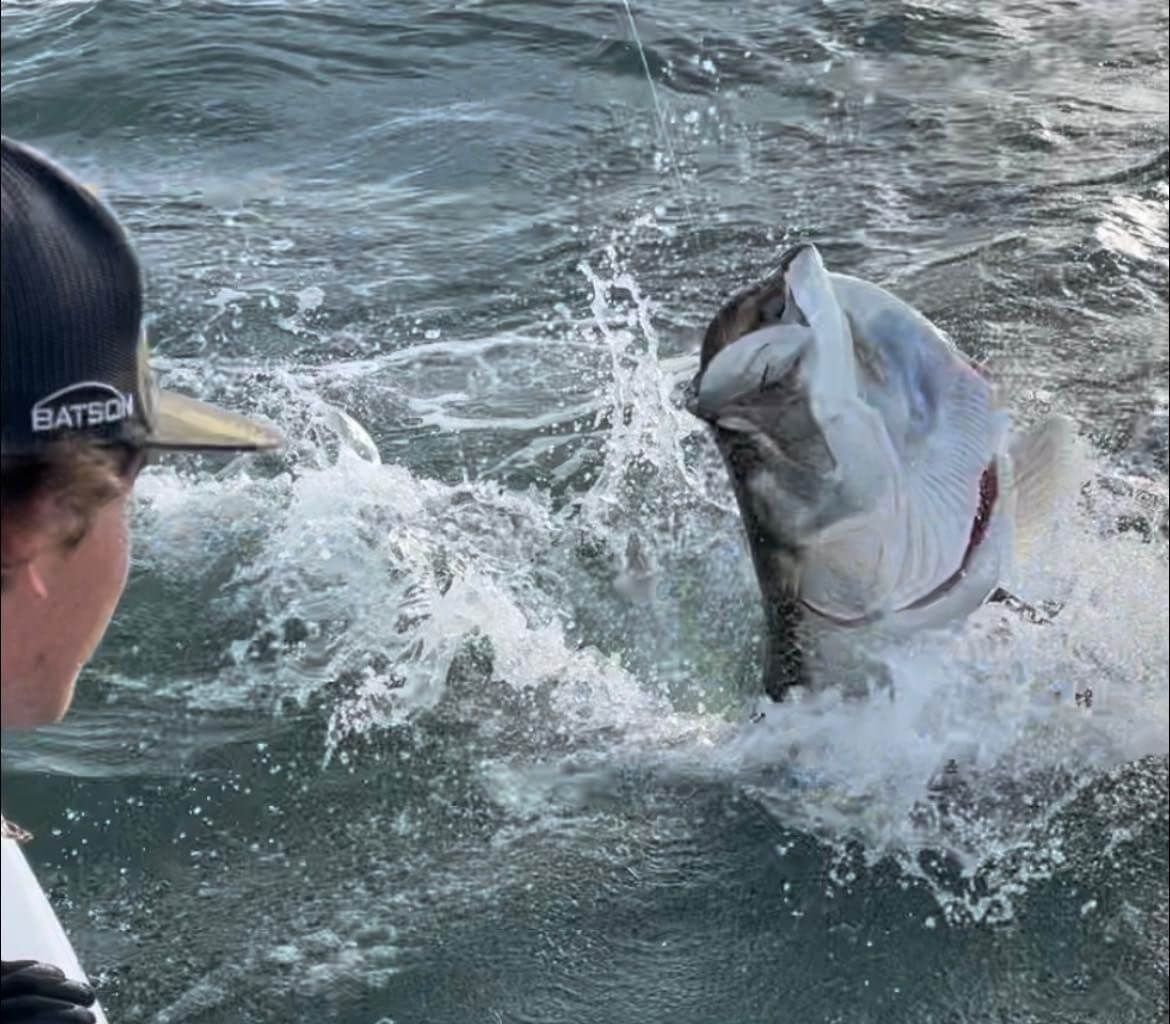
[1009,414,1078,562]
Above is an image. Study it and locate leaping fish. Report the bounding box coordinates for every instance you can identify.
[687,244,1072,701]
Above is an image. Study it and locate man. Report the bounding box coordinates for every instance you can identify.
[1,137,282,1020]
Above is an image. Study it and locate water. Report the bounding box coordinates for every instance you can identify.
[1,1,1167,1021]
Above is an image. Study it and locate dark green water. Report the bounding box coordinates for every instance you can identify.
[2,2,1167,1022]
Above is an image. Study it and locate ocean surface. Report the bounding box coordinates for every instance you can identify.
[2,2,1167,1022]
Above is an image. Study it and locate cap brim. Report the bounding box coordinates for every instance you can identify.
[145,389,283,452]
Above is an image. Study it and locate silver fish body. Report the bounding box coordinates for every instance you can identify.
[688,244,1071,700]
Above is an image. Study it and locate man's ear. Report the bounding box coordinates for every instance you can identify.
[1,493,58,591]
[0,560,49,600]
[28,563,49,599]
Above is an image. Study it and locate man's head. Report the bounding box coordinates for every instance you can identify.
[1,136,282,728]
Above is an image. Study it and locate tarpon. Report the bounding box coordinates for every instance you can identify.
[687,244,1072,701]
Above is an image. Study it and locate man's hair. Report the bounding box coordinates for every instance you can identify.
[0,441,132,586]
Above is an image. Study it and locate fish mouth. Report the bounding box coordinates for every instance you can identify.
[697,245,810,374]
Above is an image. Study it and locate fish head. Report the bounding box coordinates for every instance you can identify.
[686,245,841,584]
[697,245,805,373]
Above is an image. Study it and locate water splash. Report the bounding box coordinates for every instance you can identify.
[120,249,1168,924]
[575,245,720,519]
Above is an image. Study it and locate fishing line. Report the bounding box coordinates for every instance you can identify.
[620,0,698,238]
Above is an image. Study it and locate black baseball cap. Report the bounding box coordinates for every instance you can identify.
[1,135,282,458]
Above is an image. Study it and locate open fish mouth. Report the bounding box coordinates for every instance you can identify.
[695,243,811,374]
